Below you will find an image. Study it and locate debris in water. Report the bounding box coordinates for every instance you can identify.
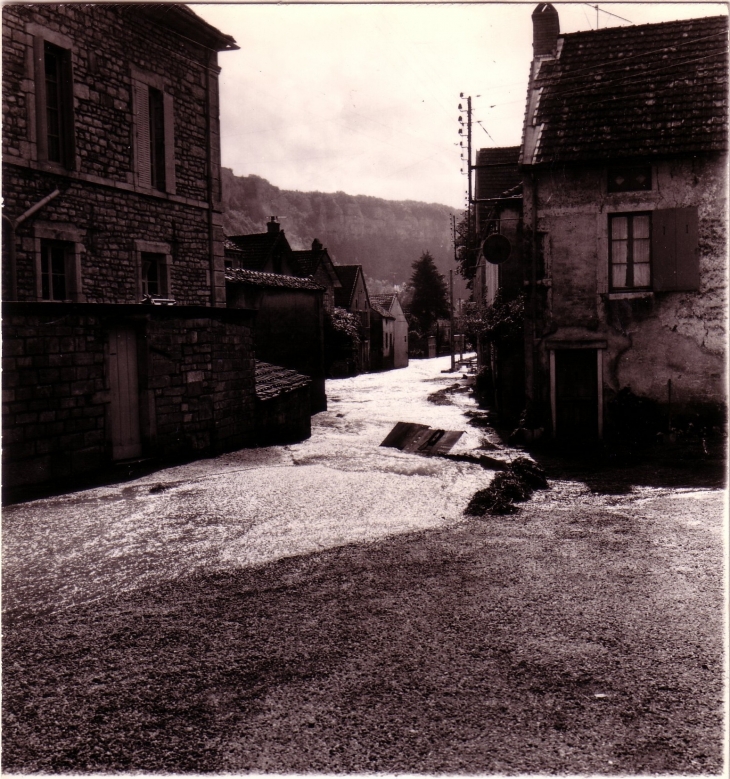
[381,422,464,456]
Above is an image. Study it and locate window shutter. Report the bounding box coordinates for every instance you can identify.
[163,91,176,195]
[675,207,699,290]
[133,81,151,188]
[651,208,699,292]
[60,49,76,169]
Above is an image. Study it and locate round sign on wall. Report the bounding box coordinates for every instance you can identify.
[483,233,512,265]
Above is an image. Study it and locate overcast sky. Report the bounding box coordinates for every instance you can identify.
[193,2,726,209]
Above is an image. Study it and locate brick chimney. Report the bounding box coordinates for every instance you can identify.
[532,3,559,56]
[266,216,280,234]
[312,238,323,253]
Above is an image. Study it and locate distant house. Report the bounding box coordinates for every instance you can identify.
[224,218,298,276]
[226,268,327,413]
[291,239,342,313]
[334,264,371,372]
[368,300,395,372]
[370,293,409,369]
[1,4,261,495]
[518,4,728,440]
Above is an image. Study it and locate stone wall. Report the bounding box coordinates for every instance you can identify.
[2,303,256,493]
[524,153,727,427]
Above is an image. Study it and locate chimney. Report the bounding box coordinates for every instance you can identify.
[266,216,280,234]
[312,238,323,253]
[532,3,559,56]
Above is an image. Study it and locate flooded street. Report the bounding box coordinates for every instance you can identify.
[2,356,725,774]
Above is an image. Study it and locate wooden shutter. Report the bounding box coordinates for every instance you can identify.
[651,208,699,292]
[163,91,176,194]
[675,207,699,290]
[133,81,151,188]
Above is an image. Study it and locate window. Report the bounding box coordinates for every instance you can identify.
[141,253,167,298]
[607,209,700,295]
[607,165,652,193]
[29,27,75,168]
[609,213,651,291]
[135,241,172,302]
[132,68,175,194]
[40,240,70,300]
[34,223,84,302]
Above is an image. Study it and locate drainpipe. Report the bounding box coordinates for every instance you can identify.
[3,188,61,301]
[204,50,222,308]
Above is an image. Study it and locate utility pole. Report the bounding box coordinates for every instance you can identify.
[458,95,474,278]
[450,270,455,372]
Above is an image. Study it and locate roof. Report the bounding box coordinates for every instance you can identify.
[334,265,363,308]
[255,361,310,401]
[290,250,319,276]
[132,5,238,51]
[370,293,396,310]
[529,14,728,163]
[225,232,291,270]
[225,268,324,291]
[475,147,523,200]
[370,301,395,319]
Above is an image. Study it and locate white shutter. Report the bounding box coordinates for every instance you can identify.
[133,81,151,188]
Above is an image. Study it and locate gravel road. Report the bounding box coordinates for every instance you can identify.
[2,356,725,773]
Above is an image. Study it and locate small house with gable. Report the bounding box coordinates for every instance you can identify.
[334,264,371,372]
[291,238,342,313]
[519,4,727,441]
[370,293,409,369]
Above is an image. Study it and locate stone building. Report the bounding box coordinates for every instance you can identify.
[334,264,372,373]
[519,5,727,440]
[1,5,261,495]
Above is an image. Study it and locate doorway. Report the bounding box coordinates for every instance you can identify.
[553,349,600,441]
[107,327,142,460]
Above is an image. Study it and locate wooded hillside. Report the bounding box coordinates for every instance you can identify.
[221,168,469,297]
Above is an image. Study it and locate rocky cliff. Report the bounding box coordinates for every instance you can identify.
[221,168,468,296]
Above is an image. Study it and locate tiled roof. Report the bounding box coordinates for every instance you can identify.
[291,249,317,276]
[530,14,728,163]
[370,293,396,311]
[225,232,289,270]
[255,361,310,401]
[223,237,242,254]
[225,268,324,290]
[334,265,362,308]
[475,147,523,201]
[370,301,395,319]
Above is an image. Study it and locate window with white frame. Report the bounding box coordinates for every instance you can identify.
[609,212,651,291]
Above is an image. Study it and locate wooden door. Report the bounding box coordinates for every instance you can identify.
[554,349,598,441]
[108,327,142,460]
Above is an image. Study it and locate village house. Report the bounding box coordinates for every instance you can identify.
[370,293,409,369]
[368,299,395,372]
[514,4,728,441]
[291,238,342,313]
[333,264,372,373]
[224,221,327,412]
[1,5,304,496]
[472,146,525,421]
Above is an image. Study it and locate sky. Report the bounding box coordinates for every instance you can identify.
[193,2,727,209]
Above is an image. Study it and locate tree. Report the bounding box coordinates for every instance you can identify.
[409,251,449,333]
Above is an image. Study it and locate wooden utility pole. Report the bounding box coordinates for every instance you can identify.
[450,270,455,371]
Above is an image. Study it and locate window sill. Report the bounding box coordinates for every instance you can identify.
[605,291,654,301]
